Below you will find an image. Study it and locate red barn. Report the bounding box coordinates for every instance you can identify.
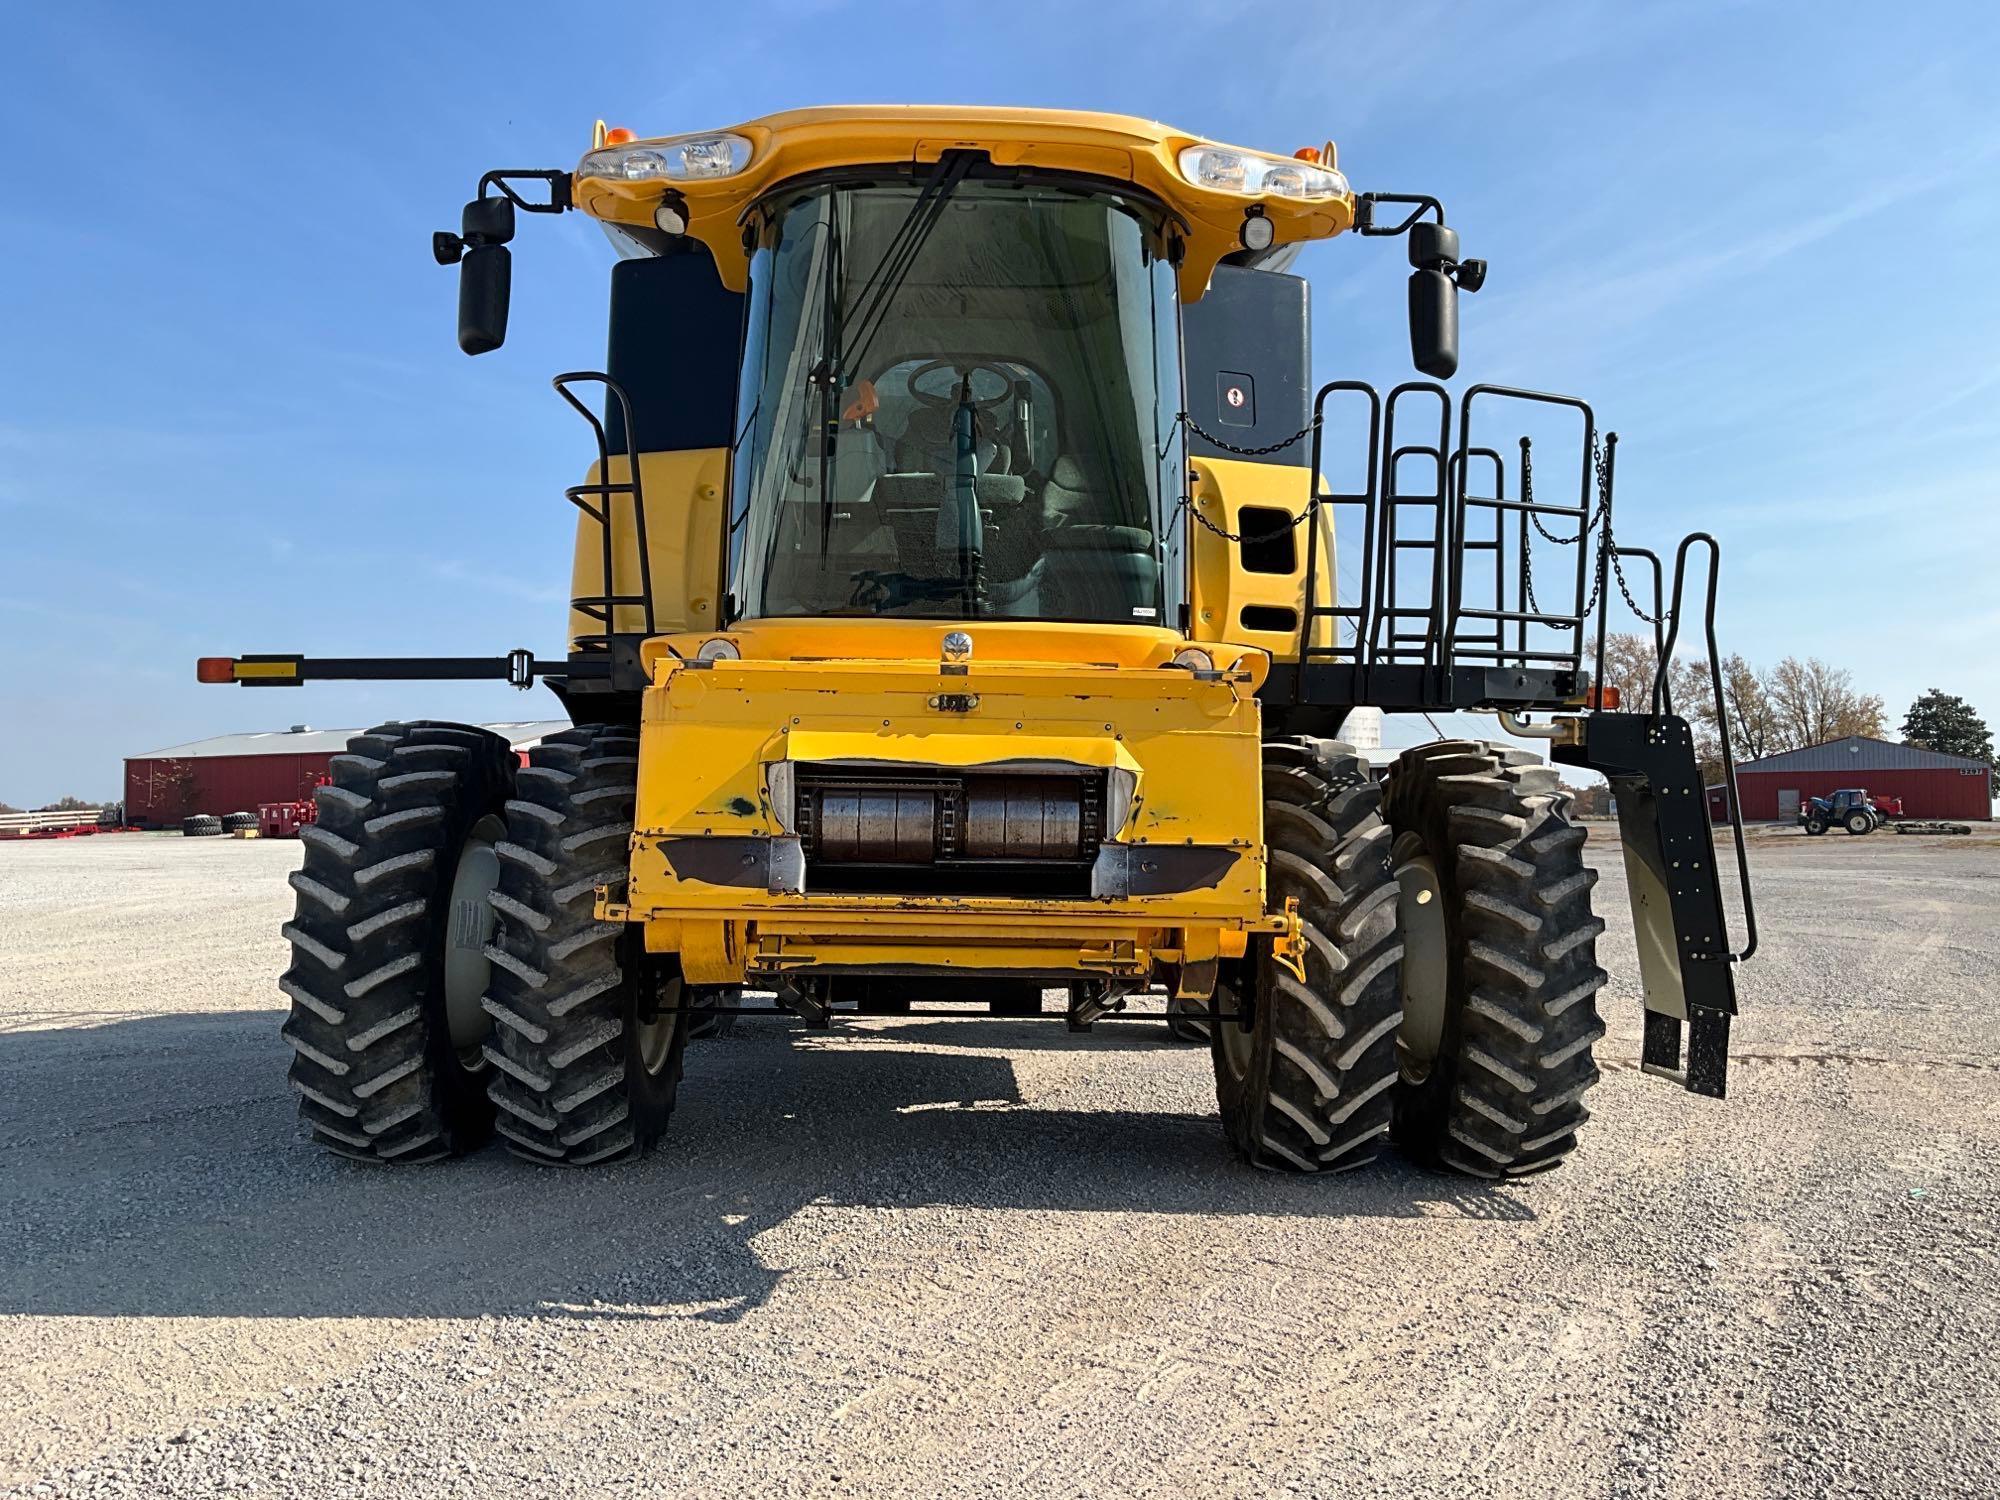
[124,722,571,827]
[1731,736,1993,822]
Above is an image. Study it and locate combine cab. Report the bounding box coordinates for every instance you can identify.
[203,107,1754,1175]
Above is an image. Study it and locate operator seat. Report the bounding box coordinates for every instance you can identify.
[893,404,1012,475]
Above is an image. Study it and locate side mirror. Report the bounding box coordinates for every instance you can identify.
[1406,222,1477,379]
[1408,267,1458,379]
[458,244,512,356]
[462,194,514,245]
[438,195,518,356]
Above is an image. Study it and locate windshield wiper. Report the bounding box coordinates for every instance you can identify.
[838,150,979,380]
[809,150,980,561]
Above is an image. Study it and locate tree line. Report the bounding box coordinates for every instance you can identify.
[1592,633,1993,790]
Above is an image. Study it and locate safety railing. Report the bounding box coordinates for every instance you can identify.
[1291,382,1604,703]
[553,371,656,654]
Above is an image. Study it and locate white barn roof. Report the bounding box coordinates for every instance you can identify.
[129,722,573,761]
[1736,735,1988,774]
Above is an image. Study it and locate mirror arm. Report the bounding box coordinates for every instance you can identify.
[1356,191,1487,294]
[1355,191,1444,237]
[435,170,572,265]
[475,168,573,216]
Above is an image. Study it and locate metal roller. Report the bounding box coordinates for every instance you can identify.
[963,777,1083,860]
[814,788,937,863]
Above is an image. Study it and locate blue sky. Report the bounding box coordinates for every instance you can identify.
[3,1,1996,804]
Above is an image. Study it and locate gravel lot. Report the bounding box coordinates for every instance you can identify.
[2,828,1997,1498]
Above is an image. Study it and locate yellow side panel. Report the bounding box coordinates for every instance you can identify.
[567,447,727,647]
[1187,456,1336,663]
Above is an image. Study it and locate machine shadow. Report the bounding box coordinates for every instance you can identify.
[0,1010,1532,1325]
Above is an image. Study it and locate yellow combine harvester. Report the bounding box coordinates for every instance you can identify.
[202,106,1755,1175]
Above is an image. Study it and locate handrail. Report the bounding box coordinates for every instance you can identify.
[1658,533,1758,964]
[1293,381,1382,702]
[1450,385,1596,682]
[1612,545,1668,714]
[553,372,656,642]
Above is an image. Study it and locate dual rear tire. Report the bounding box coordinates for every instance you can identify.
[1212,737,1607,1177]
[281,721,687,1166]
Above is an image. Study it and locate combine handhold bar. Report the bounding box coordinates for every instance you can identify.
[195,651,579,689]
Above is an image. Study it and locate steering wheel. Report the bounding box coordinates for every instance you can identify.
[904,359,1016,411]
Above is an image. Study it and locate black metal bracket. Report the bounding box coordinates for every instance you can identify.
[477,169,572,214]
[433,170,570,266]
[1555,711,1739,1098]
[1355,192,1443,236]
[1355,193,1486,291]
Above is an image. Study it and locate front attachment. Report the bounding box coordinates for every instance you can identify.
[1555,712,1743,1098]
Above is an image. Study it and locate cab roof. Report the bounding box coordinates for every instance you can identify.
[570,104,1354,301]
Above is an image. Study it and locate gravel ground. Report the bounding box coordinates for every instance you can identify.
[2,828,1997,1498]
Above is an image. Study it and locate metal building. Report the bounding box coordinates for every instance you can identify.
[1731,736,1993,822]
[124,722,571,827]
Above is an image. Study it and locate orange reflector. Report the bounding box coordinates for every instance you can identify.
[1587,685,1622,710]
[196,657,235,684]
[604,126,636,146]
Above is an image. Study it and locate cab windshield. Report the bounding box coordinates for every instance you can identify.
[727,174,1186,624]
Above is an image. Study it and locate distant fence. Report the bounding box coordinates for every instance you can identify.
[0,808,104,834]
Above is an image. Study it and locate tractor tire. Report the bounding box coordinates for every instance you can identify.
[182,814,222,837]
[221,811,258,834]
[1211,738,1404,1173]
[482,725,688,1166]
[1383,741,1607,1178]
[280,721,517,1162]
[1845,811,1871,835]
[1805,816,1827,836]
[687,986,741,1039]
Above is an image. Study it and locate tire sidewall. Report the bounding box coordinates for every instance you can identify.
[1209,957,1278,1162]
[623,946,690,1150]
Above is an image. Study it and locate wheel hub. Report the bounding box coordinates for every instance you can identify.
[1392,831,1448,1080]
[634,969,683,1076]
[442,813,505,1069]
[1216,978,1256,1080]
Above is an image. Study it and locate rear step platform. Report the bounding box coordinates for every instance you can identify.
[1555,711,1751,1098]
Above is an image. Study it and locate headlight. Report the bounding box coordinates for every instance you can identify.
[578,133,753,184]
[695,637,741,662]
[1170,646,1215,671]
[1177,145,1350,201]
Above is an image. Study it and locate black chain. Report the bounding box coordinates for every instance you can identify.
[1519,435,1661,625]
[1176,410,1319,458]
[1172,411,1324,544]
[1183,491,1321,545]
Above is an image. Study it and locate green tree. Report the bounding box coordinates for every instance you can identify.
[1902,690,1993,794]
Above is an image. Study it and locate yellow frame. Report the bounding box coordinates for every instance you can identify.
[570,105,1353,302]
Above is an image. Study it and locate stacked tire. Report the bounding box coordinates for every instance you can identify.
[280,722,517,1161]
[221,811,258,834]
[1208,735,1608,1181]
[182,814,222,837]
[1381,741,1608,1178]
